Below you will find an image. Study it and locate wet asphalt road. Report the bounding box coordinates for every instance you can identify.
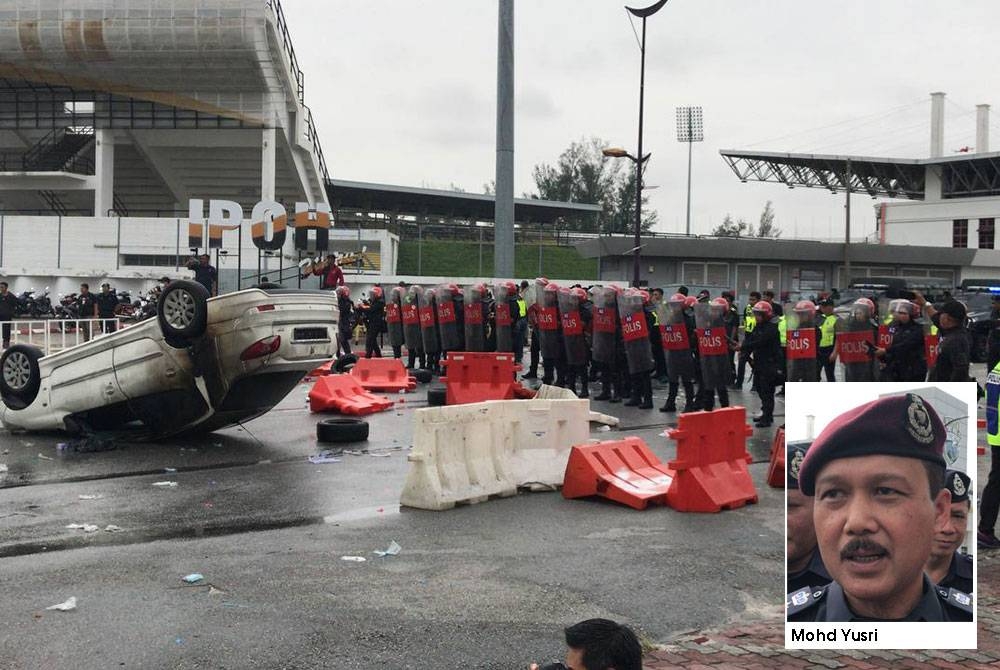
[0,376,785,669]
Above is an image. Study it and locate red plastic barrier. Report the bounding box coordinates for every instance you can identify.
[979,418,987,455]
[439,352,523,405]
[766,425,786,488]
[349,357,416,392]
[512,384,537,399]
[307,359,335,378]
[666,407,758,512]
[308,374,394,415]
[562,437,675,510]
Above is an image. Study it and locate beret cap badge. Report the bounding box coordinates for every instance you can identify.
[905,394,935,445]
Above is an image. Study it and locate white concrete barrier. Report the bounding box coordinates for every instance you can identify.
[400,398,594,511]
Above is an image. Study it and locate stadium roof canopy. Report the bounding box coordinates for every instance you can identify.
[327,179,602,225]
[720,149,1000,200]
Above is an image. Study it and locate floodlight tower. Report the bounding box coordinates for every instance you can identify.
[676,106,703,236]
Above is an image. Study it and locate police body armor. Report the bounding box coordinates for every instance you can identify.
[419,287,441,355]
[618,289,654,375]
[658,298,696,382]
[436,284,461,351]
[559,288,587,367]
[463,285,487,352]
[694,302,730,389]
[537,280,562,360]
[402,285,424,355]
[386,286,405,350]
[836,303,876,382]
[590,286,618,365]
[493,283,514,353]
[785,303,817,382]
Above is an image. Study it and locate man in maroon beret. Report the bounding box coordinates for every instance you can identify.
[787,393,972,622]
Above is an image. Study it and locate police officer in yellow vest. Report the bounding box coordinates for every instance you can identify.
[514,282,529,367]
[981,360,1000,548]
[816,298,838,382]
[735,290,761,388]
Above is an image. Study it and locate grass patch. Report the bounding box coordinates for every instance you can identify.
[398,240,597,280]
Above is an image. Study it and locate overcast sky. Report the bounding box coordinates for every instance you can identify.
[282,0,1000,240]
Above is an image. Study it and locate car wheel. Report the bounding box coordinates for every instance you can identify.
[427,385,447,406]
[0,344,42,411]
[316,418,369,443]
[412,368,433,384]
[157,280,209,346]
[332,353,358,373]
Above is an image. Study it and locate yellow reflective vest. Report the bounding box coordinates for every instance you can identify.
[988,361,1000,447]
[819,313,837,348]
[778,315,787,347]
[744,304,756,334]
[516,298,527,318]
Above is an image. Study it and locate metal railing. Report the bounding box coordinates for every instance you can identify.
[9,318,123,355]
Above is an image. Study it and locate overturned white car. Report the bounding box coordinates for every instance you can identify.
[0,281,337,438]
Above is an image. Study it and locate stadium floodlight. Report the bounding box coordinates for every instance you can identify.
[676,106,704,235]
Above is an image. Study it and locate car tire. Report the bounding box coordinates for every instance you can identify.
[412,368,433,384]
[316,418,369,443]
[0,344,43,411]
[157,280,209,346]
[332,353,358,373]
[427,385,447,406]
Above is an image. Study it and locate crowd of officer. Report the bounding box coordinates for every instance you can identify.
[785,394,974,622]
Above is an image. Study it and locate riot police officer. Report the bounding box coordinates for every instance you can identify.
[874,299,926,382]
[735,301,781,428]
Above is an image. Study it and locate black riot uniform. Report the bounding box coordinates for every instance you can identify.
[926,301,971,383]
[787,577,972,622]
[787,548,832,595]
[361,288,386,358]
[336,287,353,356]
[879,317,927,382]
[739,305,782,427]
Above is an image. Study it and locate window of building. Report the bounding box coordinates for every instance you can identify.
[953,219,968,248]
[979,218,995,249]
[121,254,179,267]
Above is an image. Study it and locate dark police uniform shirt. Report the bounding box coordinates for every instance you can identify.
[787,575,972,622]
[76,292,97,317]
[94,291,118,318]
[192,264,217,294]
[937,551,974,594]
[787,548,832,594]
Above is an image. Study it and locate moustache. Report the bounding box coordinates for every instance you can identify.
[840,538,889,561]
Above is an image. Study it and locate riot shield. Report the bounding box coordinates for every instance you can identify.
[419,287,441,354]
[386,286,405,349]
[658,297,696,382]
[590,286,617,365]
[402,285,423,354]
[695,302,730,388]
[559,288,587,367]
[876,297,894,351]
[924,319,940,372]
[537,281,562,359]
[617,289,653,375]
[436,284,461,351]
[493,283,514,353]
[835,301,876,382]
[785,303,817,382]
[463,285,486,352]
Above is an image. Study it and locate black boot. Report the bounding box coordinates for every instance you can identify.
[594,370,612,401]
[577,368,589,398]
[701,388,715,412]
[719,386,730,408]
[639,376,653,409]
[660,382,678,412]
[681,381,699,412]
[623,375,642,406]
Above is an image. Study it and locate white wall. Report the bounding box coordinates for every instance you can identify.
[880,195,1000,248]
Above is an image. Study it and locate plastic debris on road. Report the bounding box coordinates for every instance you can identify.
[152,481,178,488]
[104,525,124,533]
[78,494,103,500]
[373,541,402,557]
[182,573,204,583]
[37,453,53,461]
[45,597,76,612]
[308,450,342,465]
[340,556,367,562]
[164,467,177,473]
[65,523,99,532]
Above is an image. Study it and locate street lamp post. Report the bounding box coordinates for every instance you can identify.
[621,0,668,287]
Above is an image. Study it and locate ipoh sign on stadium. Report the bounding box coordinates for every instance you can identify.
[187,198,332,253]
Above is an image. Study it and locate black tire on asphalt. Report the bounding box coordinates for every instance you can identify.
[412,368,433,384]
[316,418,369,443]
[0,344,43,411]
[157,280,210,346]
[427,385,447,406]
[332,353,359,373]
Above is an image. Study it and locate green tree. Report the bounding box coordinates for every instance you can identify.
[711,213,755,237]
[528,137,658,234]
[756,200,781,238]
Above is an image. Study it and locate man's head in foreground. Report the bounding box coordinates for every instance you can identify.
[552,618,642,670]
[798,393,951,619]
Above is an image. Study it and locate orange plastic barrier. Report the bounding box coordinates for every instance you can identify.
[766,425,786,488]
[561,437,674,510]
[307,359,335,378]
[666,407,758,513]
[350,357,416,392]
[439,352,524,405]
[308,374,394,415]
[979,418,987,455]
